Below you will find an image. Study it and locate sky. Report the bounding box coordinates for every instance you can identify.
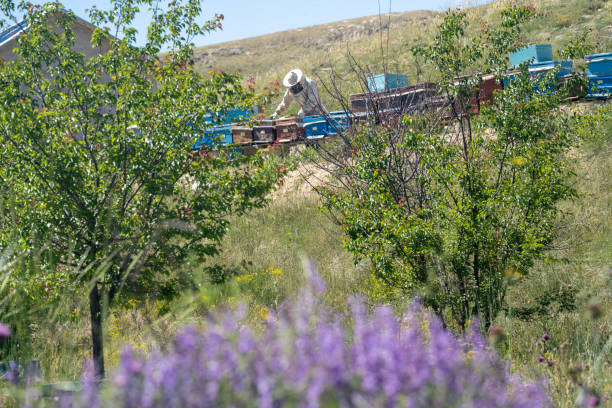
[3,0,492,47]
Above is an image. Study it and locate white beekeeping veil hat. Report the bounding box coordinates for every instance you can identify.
[283,69,304,87]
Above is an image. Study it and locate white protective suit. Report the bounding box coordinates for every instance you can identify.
[272,72,326,120]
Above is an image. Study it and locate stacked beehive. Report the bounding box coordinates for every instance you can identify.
[585,52,612,98]
[230,116,305,145]
[349,76,439,124]
[507,44,574,95]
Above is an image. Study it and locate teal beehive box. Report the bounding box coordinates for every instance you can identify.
[509,44,553,67]
[585,52,612,77]
[367,74,408,93]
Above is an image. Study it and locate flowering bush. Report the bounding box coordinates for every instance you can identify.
[59,275,550,408]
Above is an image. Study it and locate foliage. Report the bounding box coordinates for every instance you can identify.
[0,0,282,376]
[317,7,585,330]
[9,275,552,408]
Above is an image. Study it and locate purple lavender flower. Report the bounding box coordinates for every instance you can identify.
[63,275,552,408]
[78,360,100,408]
[0,323,11,338]
[6,361,19,386]
[588,396,600,407]
[537,356,545,362]
[542,333,550,341]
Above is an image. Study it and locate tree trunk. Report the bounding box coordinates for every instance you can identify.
[89,282,105,378]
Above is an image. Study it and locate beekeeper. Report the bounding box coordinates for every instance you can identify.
[270,69,327,120]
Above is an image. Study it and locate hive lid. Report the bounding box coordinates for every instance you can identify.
[586,52,612,61]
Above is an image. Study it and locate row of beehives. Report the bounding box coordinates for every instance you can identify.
[191,46,612,151]
[350,45,612,119]
[191,112,353,150]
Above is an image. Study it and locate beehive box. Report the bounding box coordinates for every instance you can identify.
[212,125,233,145]
[303,114,327,123]
[558,74,587,99]
[478,74,502,107]
[350,82,437,114]
[252,126,276,143]
[349,93,372,113]
[276,122,304,142]
[224,108,255,123]
[378,110,404,127]
[191,126,214,150]
[381,85,437,113]
[527,61,574,94]
[509,44,553,67]
[367,73,408,93]
[585,52,612,77]
[231,125,253,144]
[448,74,502,117]
[351,112,369,123]
[304,121,328,139]
[275,115,299,124]
[327,114,351,135]
[587,75,612,98]
[528,60,573,78]
[191,134,204,151]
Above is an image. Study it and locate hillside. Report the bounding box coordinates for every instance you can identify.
[193,0,612,114]
[191,10,436,77]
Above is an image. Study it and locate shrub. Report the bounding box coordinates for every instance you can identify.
[313,6,588,330]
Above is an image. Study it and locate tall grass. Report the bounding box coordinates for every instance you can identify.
[197,171,369,311]
[497,102,612,406]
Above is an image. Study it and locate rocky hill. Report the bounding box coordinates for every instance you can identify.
[191,11,435,71]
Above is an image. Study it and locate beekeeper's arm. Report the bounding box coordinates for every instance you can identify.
[271,89,294,119]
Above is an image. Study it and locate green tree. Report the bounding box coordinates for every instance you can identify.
[0,1,281,376]
[316,6,587,330]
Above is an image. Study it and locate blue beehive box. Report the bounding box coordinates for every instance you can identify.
[529,61,573,94]
[367,74,408,93]
[224,108,255,123]
[303,114,327,124]
[587,75,612,98]
[192,125,233,150]
[211,125,233,144]
[327,114,351,135]
[190,139,201,151]
[585,52,612,77]
[529,60,573,77]
[509,44,553,67]
[191,129,213,150]
[304,121,328,139]
[503,61,574,94]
